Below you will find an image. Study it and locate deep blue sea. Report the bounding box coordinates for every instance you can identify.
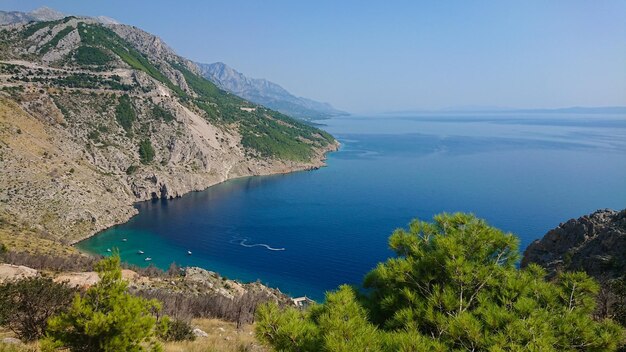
[77,113,626,300]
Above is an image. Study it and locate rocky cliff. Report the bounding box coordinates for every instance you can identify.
[0,17,338,246]
[522,209,626,280]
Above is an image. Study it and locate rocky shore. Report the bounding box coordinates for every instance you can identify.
[522,208,626,280]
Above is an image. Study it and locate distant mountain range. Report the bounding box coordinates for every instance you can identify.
[0,8,345,121]
[196,62,347,121]
[0,6,65,25]
[0,6,119,26]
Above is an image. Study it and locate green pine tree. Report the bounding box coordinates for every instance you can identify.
[43,252,166,352]
[256,213,625,351]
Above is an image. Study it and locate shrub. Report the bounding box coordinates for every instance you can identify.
[44,253,164,351]
[0,250,99,272]
[256,213,626,351]
[159,319,195,342]
[152,105,174,122]
[0,277,76,341]
[139,139,155,164]
[134,289,275,325]
[115,94,135,133]
[126,164,139,175]
[74,46,112,66]
[611,276,626,327]
[166,262,182,278]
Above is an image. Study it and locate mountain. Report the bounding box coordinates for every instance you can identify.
[0,7,119,26]
[0,16,337,246]
[196,62,347,121]
[0,6,65,25]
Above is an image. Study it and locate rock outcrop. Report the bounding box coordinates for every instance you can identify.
[0,264,38,283]
[522,209,626,280]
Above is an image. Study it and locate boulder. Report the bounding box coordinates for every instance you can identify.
[0,264,38,283]
[192,328,208,338]
[1,337,22,345]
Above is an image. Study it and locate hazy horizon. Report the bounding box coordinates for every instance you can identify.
[3,1,626,114]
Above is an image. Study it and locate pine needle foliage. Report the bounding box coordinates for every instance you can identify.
[43,253,165,352]
[256,213,625,351]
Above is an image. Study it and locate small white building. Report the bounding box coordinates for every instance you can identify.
[292,296,315,309]
[239,107,256,112]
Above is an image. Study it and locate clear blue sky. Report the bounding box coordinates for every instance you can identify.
[3,1,626,113]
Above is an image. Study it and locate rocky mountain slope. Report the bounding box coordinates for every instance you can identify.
[0,17,337,246]
[197,62,346,121]
[522,208,626,280]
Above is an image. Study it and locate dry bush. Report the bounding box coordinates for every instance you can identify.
[134,289,276,327]
[0,250,99,272]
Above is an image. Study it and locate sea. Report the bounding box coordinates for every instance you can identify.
[77,112,626,300]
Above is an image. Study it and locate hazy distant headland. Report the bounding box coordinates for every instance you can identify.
[384,106,626,115]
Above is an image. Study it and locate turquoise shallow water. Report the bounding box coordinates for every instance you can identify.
[77,113,626,300]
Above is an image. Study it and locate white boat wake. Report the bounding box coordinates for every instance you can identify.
[229,236,285,251]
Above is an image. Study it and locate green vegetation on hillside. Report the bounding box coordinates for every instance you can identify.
[151,104,175,122]
[171,61,334,161]
[256,213,625,351]
[46,73,131,90]
[8,19,335,162]
[139,139,155,164]
[39,25,74,54]
[20,20,62,39]
[115,94,136,133]
[73,45,113,66]
[77,22,185,96]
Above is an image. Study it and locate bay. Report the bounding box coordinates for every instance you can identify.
[77,113,626,300]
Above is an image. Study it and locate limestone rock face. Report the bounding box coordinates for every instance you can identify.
[0,264,38,282]
[522,209,626,280]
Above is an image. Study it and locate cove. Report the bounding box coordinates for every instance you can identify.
[77,113,626,300]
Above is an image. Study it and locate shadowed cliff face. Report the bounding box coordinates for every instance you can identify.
[522,209,626,280]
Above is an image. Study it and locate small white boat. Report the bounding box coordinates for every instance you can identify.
[106,249,111,252]
[122,238,127,242]
[145,257,152,261]
[137,250,144,254]
[187,250,192,255]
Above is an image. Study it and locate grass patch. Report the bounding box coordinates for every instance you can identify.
[162,319,264,352]
[0,213,78,257]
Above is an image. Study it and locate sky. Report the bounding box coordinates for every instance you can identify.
[3,1,626,113]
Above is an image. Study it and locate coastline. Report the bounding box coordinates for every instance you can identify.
[71,140,340,247]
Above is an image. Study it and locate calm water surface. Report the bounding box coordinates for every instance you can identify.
[78,113,626,300]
